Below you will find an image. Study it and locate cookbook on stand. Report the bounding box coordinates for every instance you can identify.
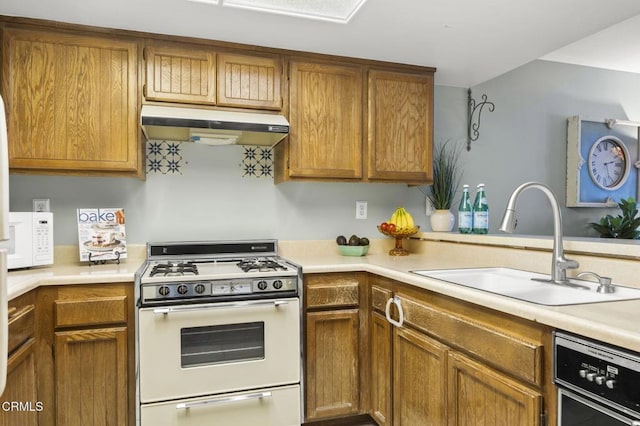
[77,208,127,262]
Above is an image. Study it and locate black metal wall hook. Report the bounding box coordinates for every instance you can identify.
[467,89,495,151]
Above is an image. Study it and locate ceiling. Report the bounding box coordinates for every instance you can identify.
[1,0,640,87]
[541,14,640,76]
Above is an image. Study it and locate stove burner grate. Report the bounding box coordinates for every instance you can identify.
[236,258,288,273]
[150,262,199,277]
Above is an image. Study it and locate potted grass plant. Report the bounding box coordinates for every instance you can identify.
[419,141,462,231]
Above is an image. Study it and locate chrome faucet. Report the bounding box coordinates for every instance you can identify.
[499,182,579,284]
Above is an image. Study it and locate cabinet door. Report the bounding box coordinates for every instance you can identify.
[367,69,433,183]
[2,27,140,175]
[393,327,448,425]
[144,43,216,105]
[55,327,128,426]
[370,311,392,426]
[288,60,363,179]
[448,352,542,426]
[217,53,282,110]
[0,339,38,426]
[305,309,359,420]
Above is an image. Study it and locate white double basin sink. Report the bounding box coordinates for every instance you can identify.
[412,267,640,306]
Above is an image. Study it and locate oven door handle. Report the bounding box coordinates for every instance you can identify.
[175,391,272,410]
[153,299,289,315]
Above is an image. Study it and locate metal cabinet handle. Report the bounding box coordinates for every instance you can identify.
[385,296,404,328]
[154,300,288,315]
[176,391,272,410]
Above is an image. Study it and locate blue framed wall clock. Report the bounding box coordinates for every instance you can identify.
[566,116,639,207]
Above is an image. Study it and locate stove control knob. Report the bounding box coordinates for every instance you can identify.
[586,372,597,382]
[195,284,206,294]
[177,284,189,295]
[159,286,170,296]
[579,369,588,378]
[257,280,268,290]
[273,280,283,290]
[595,375,606,385]
[606,379,616,389]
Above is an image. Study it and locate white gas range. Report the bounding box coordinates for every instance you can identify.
[135,240,302,426]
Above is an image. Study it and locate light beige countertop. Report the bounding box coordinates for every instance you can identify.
[8,235,640,353]
[7,245,146,300]
[281,236,640,353]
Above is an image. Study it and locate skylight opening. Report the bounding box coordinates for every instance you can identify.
[186,0,368,23]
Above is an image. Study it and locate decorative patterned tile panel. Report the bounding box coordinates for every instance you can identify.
[146,141,183,174]
[241,147,273,178]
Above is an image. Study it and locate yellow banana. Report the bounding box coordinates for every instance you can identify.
[402,208,415,229]
[398,209,407,230]
[389,209,399,225]
[387,207,416,231]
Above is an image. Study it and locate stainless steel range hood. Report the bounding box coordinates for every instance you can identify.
[141,105,289,147]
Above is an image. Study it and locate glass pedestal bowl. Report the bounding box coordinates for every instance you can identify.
[377,225,420,256]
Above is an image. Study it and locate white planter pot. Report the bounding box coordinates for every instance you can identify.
[430,209,455,232]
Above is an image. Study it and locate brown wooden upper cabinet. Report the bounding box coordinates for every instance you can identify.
[1,26,141,177]
[367,69,433,183]
[280,59,364,181]
[144,42,283,110]
[275,61,434,184]
[144,42,217,105]
[217,52,283,110]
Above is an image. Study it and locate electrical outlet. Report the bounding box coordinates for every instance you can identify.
[33,198,50,212]
[356,201,367,219]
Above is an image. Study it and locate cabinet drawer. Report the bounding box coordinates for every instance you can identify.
[306,275,359,309]
[8,304,35,354]
[371,285,392,313]
[141,385,300,426]
[399,293,543,386]
[55,296,127,328]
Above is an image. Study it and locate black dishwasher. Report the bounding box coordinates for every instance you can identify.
[554,331,640,426]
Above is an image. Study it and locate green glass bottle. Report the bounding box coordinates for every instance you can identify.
[458,184,473,234]
[472,183,489,234]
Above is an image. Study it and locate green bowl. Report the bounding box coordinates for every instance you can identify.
[338,245,370,256]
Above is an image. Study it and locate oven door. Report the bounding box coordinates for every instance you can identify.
[558,388,640,426]
[138,297,300,403]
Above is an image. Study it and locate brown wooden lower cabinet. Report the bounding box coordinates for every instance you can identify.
[36,283,135,426]
[448,351,542,425]
[0,292,38,426]
[0,338,38,426]
[306,309,360,420]
[369,312,391,425]
[55,327,128,425]
[393,326,448,425]
[304,272,370,423]
[367,276,553,426]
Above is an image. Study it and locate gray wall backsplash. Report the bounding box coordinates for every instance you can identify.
[8,59,640,245]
